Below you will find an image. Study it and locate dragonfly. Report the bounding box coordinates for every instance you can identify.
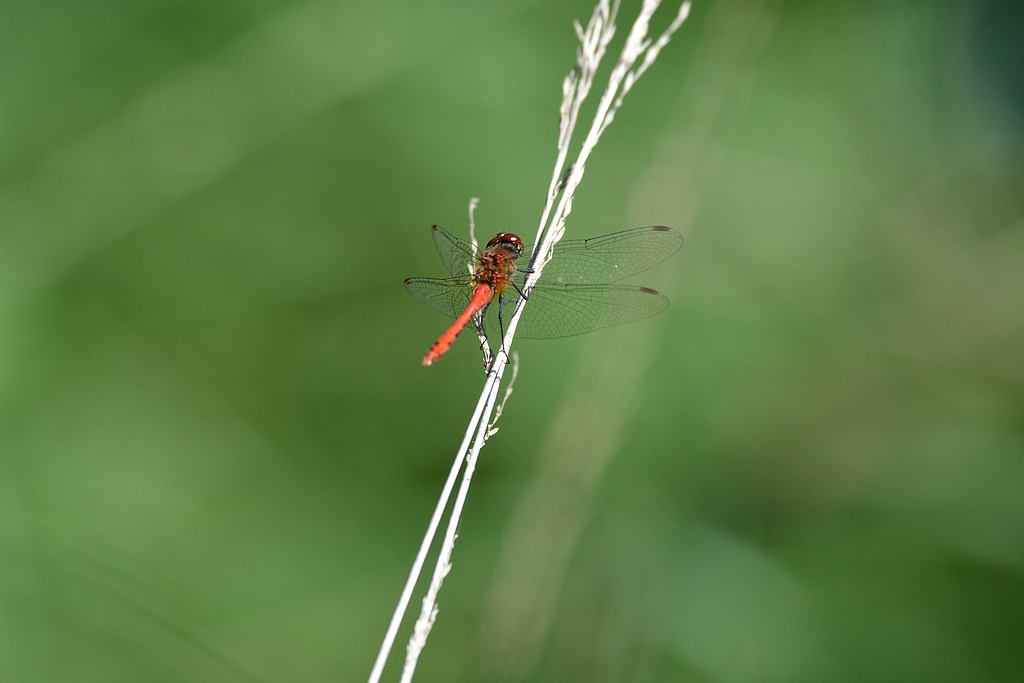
[405,225,684,366]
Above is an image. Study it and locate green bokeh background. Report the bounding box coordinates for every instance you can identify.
[3,1,1024,681]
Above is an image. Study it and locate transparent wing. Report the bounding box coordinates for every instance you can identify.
[482,283,670,339]
[530,226,683,285]
[431,225,479,278]
[408,226,680,343]
[405,276,476,319]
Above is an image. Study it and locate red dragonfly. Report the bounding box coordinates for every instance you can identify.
[405,225,683,366]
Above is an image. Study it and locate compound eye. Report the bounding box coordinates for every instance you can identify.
[503,233,524,254]
[486,232,524,253]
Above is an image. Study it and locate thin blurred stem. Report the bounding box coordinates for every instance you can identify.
[478,3,783,676]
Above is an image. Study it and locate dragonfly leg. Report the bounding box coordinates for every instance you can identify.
[472,301,490,331]
[473,304,493,371]
[496,292,510,359]
[509,279,530,301]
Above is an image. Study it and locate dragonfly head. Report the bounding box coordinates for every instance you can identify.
[486,232,525,259]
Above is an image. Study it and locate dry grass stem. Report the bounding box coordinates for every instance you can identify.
[368,2,690,681]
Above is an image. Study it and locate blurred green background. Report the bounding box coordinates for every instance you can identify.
[2,0,1024,681]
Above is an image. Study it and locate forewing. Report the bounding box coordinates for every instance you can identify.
[532,226,683,285]
[485,283,670,339]
[431,225,479,278]
[405,277,475,319]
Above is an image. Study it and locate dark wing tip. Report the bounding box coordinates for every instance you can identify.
[404,278,413,285]
[654,225,682,237]
[650,225,683,246]
[639,287,660,294]
[431,225,440,231]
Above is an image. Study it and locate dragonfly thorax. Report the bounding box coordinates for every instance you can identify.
[474,250,519,288]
